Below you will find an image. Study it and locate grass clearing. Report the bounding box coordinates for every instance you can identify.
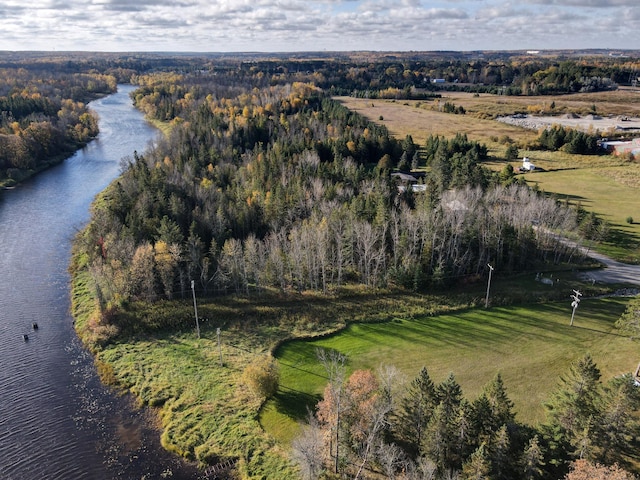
[75,285,492,477]
[267,296,637,446]
[336,96,539,148]
[520,167,640,262]
[337,90,640,262]
[71,239,635,477]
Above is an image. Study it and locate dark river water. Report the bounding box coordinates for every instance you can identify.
[0,85,198,479]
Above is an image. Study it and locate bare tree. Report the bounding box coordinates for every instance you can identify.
[292,412,325,480]
[377,441,407,480]
[316,348,347,474]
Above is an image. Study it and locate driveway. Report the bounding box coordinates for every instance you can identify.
[580,250,640,286]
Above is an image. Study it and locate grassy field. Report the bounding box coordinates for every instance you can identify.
[72,277,506,476]
[336,89,640,262]
[265,296,638,446]
[72,251,619,475]
[336,89,640,148]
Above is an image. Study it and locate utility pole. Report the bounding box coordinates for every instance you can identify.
[191,280,200,339]
[570,289,582,327]
[216,327,223,366]
[485,263,494,308]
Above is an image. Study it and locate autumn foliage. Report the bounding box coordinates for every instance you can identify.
[564,459,636,480]
[241,354,280,401]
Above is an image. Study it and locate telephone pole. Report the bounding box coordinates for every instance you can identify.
[191,280,201,339]
[570,289,582,326]
[485,263,494,308]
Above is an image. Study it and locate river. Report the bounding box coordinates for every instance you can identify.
[0,85,198,479]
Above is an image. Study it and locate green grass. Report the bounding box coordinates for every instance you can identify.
[70,257,630,477]
[73,285,480,477]
[97,332,298,478]
[267,296,637,445]
[518,165,640,263]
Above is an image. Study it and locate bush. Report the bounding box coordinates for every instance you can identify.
[505,144,519,161]
[241,355,280,401]
[626,216,634,224]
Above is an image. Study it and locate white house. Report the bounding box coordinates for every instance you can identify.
[521,157,536,171]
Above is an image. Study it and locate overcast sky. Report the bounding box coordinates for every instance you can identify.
[1,0,638,53]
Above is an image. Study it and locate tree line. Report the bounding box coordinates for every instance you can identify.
[292,351,639,480]
[71,70,587,344]
[0,67,116,186]
[534,125,601,155]
[3,51,634,189]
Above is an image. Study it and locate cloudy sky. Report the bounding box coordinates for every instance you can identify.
[1,0,638,52]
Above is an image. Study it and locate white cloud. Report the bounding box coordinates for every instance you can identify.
[0,0,636,51]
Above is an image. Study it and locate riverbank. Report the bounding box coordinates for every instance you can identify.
[0,84,202,479]
[1,144,95,191]
[69,247,620,478]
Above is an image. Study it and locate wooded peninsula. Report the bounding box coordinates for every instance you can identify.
[3,51,639,480]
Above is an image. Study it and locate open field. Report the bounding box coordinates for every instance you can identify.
[336,87,640,147]
[74,264,613,474]
[336,89,640,262]
[265,296,637,445]
[520,168,640,262]
[336,96,539,147]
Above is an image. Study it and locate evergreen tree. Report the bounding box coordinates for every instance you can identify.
[483,373,515,429]
[489,424,512,480]
[615,296,640,339]
[544,354,602,466]
[461,443,491,480]
[397,367,438,455]
[424,374,464,471]
[521,435,546,480]
[595,374,640,464]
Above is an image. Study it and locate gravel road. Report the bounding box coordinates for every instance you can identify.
[580,250,640,286]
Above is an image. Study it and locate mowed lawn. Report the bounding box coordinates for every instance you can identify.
[520,167,640,262]
[263,297,637,444]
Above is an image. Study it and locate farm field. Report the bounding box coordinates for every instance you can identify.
[336,88,640,147]
[336,89,640,262]
[521,168,640,262]
[264,296,637,445]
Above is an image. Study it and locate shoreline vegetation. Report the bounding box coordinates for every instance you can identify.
[0,66,118,190]
[69,249,628,477]
[58,51,640,479]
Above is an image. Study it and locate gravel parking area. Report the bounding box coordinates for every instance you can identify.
[497,113,640,133]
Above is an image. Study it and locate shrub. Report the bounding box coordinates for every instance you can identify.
[626,216,634,224]
[505,144,519,161]
[241,355,280,401]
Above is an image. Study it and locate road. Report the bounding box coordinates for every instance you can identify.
[580,250,640,286]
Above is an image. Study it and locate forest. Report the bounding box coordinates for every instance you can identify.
[1,51,637,189]
[3,51,636,478]
[68,63,640,478]
[74,72,582,338]
[0,67,116,187]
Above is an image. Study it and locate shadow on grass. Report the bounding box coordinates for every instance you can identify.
[604,226,640,251]
[570,324,627,337]
[279,359,328,380]
[273,387,322,422]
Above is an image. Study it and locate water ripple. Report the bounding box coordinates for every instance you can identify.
[0,86,197,480]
